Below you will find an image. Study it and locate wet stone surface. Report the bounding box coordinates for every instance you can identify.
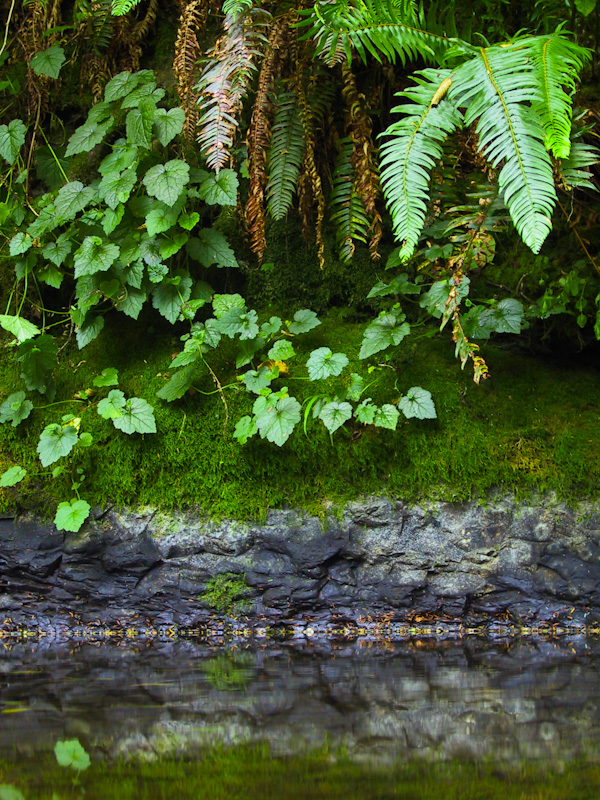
[2,495,600,629]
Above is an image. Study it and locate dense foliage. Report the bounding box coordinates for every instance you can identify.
[1,0,599,527]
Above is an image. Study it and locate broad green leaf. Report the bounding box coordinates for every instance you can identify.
[478,298,524,335]
[74,237,120,278]
[104,70,154,102]
[0,314,40,342]
[355,398,377,425]
[186,229,238,269]
[98,169,137,209]
[0,391,33,426]
[319,400,352,434]
[112,397,156,434]
[374,404,400,430]
[170,337,203,368]
[140,236,163,266]
[242,365,278,394]
[37,423,79,467]
[268,339,295,361]
[93,367,119,387]
[0,785,26,800]
[87,101,114,124]
[29,45,65,78]
[78,431,93,447]
[153,107,186,146]
[126,98,156,148]
[54,501,91,534]
[120,82,160,108]
[159,232,188,259]
[66,118,114,157]
[0,466,27,488]
[0,119,26,165]
[98,389,127,419]
[254,394,301,446]
[234,415,257,444]
[27,206,59,238]
[38,264,64,288]
[147,263,169,283]
[399,386,437,420]
[102,204,125,235]
[116,286,147,319]
[145,204,178,236]
[143,159,189,205]
[261,316,283,337]
[420,278,470,319]
[54,181,95,219]
[156,364,199,401]
[152,271,193,323]
[347,373,364,402]
[43,234,72,267]
[306,347,349,381]
[212,293,245,318]
[216,307,259,340]
[17,334,56,394]
[359,311,410,359]
[288,309,321,335]
[575,0,596,15]
[9,232,32,256]
[98,142,139,175]
[178,211,199,231]
[75,315,105,349]
[197,169,239,206]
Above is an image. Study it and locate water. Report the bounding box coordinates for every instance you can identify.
[2,635,600,798]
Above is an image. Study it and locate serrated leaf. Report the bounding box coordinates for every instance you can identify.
[0,119,26,165]
[254,394,301,446]
[98,142,139,176]
[147,263,169,282]
[186,229,238,268]
[268,339,295,361]
[54,501,91,534]
[156,364,199,401]
[197,169,239,206]
[178,211,199,231]
[98,389,126,419]
[104,70,154,102]
[37,423,79,467]
[78,431,93,447]
[374,404,399,430]
[112,397,156,434]
[145,204,178,236]
[355,398,377,425]
[43,234,72,267]
[93,367,119,387]
[116,286,146,319]
[0,391,33,427]
[235,337,264,368]
[120,82,159,108]
[102,204,125,235]
[420,278,470,319]
[74,237,120,278]
[126,98,156,148]
[153,107,186,146]
[75,315,104,349]
[233,415,258,444]
[152,271,192,323]
[319,400,352,434]
[9,232,33,256]
[0,465,26,488]
[306,347,349,381]
[98,169,137,209]
[54,181,95,219]
[399,386,437,420]
[143,160,189,205]
[66,118,114,157]
[29,44,65,79]
[242,365,278,394]
[216,307,259,340]
[478,298,524,335]
[0,314,40,342]
[359,312,410,359]
[17,334,56,394]
[261,316,283,337]
[288,309,321,335]
[347,373,364,402]
[212,293,245,318]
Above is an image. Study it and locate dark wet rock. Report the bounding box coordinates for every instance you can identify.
[3,495,600,627]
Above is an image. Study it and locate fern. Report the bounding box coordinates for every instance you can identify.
[525,31,591,159]
[111,0,144,16]
[450,42,556,254]
[379,68,462,261]
[330,138,370,262]
[267,89,305,220]
[558,142,600,190]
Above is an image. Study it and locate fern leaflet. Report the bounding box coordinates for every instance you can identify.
[267,89,305,220]
[330,138,370,262]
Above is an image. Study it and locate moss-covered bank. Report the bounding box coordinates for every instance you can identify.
[1,309,600,520]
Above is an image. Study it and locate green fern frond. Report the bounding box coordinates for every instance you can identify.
[379,68,462,261]
[523,31,591,159]
[110,0,143,15]
[330,138,370,262]
[450,43,556,254]
[298,0,465,66]
[267,89,305,220]
[558,142,599,190]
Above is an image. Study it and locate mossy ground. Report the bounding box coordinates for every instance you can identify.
[1,306,600,520]
[2,747,600,799]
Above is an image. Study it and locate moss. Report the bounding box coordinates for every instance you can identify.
[201,573,251,613]
[2,307,600,520]
[2,747,600,800]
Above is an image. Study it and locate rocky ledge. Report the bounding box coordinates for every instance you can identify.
[2,495,600,631]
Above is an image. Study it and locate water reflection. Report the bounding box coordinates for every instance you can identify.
[1,637,600,764]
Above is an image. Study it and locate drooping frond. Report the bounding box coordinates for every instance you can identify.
[557,142,599,190]
[297,0,465,67]
[246,15,291,262]
[174,0,207,141]
[110,0,144,15]
[196,1,269,171]
[379,68,462,261]
[267,88,305,220]
[523,31,591,159]
[330,138,370,262]
[450,43,557,254]
[341,62,382,258]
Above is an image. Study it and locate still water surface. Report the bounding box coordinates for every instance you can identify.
[1,635,600,797]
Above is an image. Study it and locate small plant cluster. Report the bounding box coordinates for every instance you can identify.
[201,572,252,614]
[0,738,90,800]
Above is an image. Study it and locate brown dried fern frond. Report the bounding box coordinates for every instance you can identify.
[174,0,207,142]
[297,68,326,268]
[196,4,270,172]
[342,62,382,259]
[245,14,291,262]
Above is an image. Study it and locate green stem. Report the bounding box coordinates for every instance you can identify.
[35,399,85,410]
[0,0,16,60]
[36,125,69,184]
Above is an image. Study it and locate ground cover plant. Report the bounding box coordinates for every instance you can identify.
[1,0,600,524]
